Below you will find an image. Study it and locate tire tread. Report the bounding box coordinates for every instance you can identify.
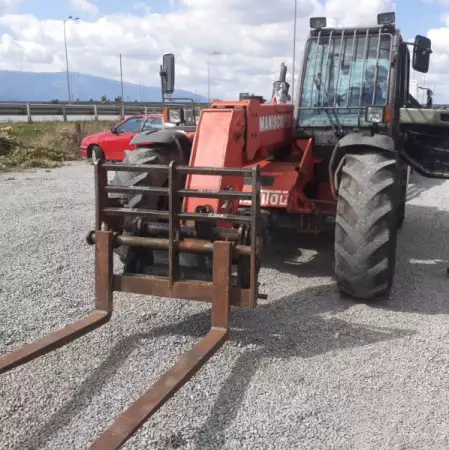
[334,152,398,301]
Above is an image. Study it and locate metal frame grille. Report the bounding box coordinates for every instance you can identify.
[298,28,394,126]
[0,161,266,449]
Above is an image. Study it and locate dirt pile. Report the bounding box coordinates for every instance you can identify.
[0,121,114,171]
[0,133,20,157]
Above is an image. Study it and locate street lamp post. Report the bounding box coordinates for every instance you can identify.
[208,51,220,106]
[63,16,80,104]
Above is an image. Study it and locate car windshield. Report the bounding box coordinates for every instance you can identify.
[298,29,393,128]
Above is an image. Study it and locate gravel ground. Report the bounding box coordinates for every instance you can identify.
[1,161,449,450]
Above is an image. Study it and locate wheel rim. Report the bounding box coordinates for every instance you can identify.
[92,148,102,163]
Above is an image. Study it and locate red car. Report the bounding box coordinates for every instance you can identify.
[80,114,165,162]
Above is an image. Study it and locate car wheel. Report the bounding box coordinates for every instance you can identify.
[91,145,105,163]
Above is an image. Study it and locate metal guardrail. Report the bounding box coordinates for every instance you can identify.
[0,102,209,123]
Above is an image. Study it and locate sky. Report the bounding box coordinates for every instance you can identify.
[0,0,448,103]
[398,0,449,102]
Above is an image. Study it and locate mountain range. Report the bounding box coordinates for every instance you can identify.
[0,70,208,103]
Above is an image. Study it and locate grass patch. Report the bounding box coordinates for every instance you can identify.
[0,121,117,171]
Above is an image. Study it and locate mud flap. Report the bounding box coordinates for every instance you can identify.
[330,133,397,198]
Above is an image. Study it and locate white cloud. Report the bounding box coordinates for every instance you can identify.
[0,0,406,101]
[409,12,449,104]
[70,0,98,16]
[323,0,396,26]
[0,0,20,15]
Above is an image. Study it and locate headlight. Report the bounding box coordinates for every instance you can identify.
[365,106,385,123]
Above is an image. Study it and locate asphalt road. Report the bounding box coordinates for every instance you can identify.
[1,161,449,450]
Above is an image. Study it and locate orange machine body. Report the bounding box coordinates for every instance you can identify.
[183,98,336,224]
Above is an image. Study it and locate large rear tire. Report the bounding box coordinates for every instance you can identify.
[108,146,186,272]
[334,152,399,301]
[397,160,410,229]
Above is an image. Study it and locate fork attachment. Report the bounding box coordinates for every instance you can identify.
[0,160,264,449]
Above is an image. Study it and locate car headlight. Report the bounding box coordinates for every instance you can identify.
[365,106,385,123]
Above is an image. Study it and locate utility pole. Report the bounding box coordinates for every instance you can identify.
[63,20,70,104]
[208,51,220,106]
[63,16,79,104]
[120,54,124,104]
[292,0,298,102]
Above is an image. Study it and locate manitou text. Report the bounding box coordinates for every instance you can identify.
[259,114,293,132]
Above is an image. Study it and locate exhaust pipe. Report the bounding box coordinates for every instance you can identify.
[271,62,291,104]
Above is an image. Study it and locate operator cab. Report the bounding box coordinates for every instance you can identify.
[294,12,449,179]
[296,12,406,137]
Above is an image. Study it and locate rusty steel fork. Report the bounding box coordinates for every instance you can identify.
[0,233,233,449]
[0,231,113,375]
[89,240,232,449]
[0,159,261,448]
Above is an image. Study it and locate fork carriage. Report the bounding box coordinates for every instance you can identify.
[0,160,265,449]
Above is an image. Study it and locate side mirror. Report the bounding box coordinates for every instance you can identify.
[163,106,185,125]
[160,53,175,95]
[412,35,431,73]
[111,126,117,133]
